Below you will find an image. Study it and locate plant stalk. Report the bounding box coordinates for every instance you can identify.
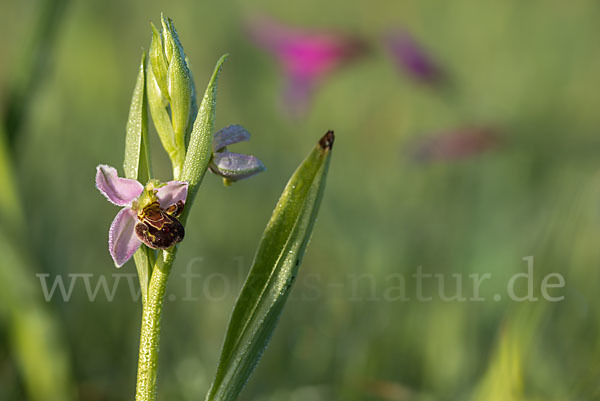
[135,249,176,401]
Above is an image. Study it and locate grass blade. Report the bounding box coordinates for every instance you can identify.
[205,131,335,401]
[0,126,74,401]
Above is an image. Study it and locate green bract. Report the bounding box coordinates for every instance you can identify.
[124,53,152,188]
[180,55,228,224]
[123,52,153,303]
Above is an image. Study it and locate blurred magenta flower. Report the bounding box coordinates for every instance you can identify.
[384,30,442,83]
[411,128,498,162]
[96,165,188,266]
[246,16,367,116]
[209,124,265,184]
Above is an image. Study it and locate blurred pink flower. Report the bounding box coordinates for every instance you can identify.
[246,16,367,117]
[411,128,498,162]
[384,30,442,84]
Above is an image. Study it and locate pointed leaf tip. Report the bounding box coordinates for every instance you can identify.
[319,130,335,150]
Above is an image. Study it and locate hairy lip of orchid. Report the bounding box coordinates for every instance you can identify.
[135,200,185,250]
[95,164,188,267]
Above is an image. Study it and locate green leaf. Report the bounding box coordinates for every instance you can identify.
[205,131,335,401]
[180,54,227,222]
[123,51,153,303]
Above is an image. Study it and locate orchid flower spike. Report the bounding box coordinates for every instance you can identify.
[384,30,443,84]
[209,125,266,186]
[246,16,367,117]
[96,165,188,267]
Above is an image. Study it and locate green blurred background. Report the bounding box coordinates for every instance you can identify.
[2,0,600,400]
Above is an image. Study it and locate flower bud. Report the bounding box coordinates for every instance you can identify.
[148,23,169,103]
[208,125,266,185]
[146,63,179,166]
[145,14,194,178]
[161,15,193,150]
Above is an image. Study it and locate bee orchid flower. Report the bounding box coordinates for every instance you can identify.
[95,164,188,267]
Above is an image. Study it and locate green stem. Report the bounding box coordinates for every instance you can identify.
[172,152,185,181]
[135,249,176,401]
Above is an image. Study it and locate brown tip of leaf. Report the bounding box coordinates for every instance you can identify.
[319,130,335,150]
